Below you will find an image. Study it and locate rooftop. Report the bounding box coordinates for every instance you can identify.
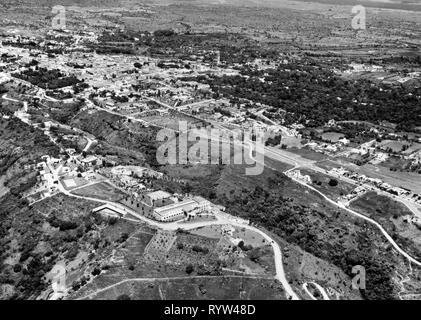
[147,190,172,201]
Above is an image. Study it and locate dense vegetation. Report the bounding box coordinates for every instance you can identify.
[70,109,160,167]
[0,193,100,299]
[155,164,400,300]
[191,62,421,131]
[0,117,60,194]
[13,67,81,90]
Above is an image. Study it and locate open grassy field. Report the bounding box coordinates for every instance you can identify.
[68,223,278,300]
[79,275,285,300]
[357,164,421,194]
[61,177,90,190]
[350,191,413,220]
[379,140,409,153]
[319,159,421,194]
[321,132,345,143]
[315,159,344,171]
[264,156,294,173]
[71,182,126,202]
[287,147,330,162]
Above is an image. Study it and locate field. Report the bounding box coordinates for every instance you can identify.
[379,140,409,153]
[61,177,90,190]
[140,113,204,131]
[315,160,343,171]
[0,176,9,198]
[350,191,413,220]
[68,224,278,300]
[379,156,413,172]
[403,143,421,155]
[321,132,345,143]
[299,168,356,201]
[78,276,285,300]
[264,156,294,173]
[280,135,304,149]
[71,181,126,201]
[287,147,329,162]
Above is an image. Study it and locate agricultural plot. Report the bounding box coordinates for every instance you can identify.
[287,147,330,161]
[144,230,178,262]
[71,182,126,202]
[352,163,421,194]
[350,191,413,220]
[321,132,345,143]
[61,177,89,190]
[80,276,285,300]
[280,135,304,149]
[379,140,409,153]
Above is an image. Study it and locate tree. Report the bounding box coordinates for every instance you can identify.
[91,268,101,276]
[328,179,338,187]
[13,264,22,273]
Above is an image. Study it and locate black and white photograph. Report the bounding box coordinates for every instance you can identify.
[0,0,420,308]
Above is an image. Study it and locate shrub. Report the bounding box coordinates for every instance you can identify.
[185,264,194,274]
[328,179,339,187]
[13,264,22,273]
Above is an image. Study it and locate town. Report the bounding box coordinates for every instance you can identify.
[0,0,421,303]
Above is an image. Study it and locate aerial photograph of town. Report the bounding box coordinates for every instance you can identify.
[0,0,420,309]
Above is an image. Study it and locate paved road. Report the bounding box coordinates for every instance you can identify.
[71,97,421,286]
[83,136,97,152]
[16,91,421,296]
[46,163,299,300]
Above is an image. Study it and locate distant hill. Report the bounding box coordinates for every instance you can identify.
[289,0,421,11]
[2,0,420,11]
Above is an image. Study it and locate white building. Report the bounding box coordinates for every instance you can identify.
[153,196,212,222]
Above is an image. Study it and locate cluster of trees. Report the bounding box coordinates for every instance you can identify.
[93,45,135,55]
[265,134,282,147]
[47,215,78,231]
[192,245,210,254]
[148,159,400,299]
[49,101,84,124]
[214,106,232,117]
[14,67,81,90]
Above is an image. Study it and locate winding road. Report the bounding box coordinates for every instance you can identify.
[44,160,299,300]
[9,87,421,300]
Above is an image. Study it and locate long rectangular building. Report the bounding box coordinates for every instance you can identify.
[153,197,211,222]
